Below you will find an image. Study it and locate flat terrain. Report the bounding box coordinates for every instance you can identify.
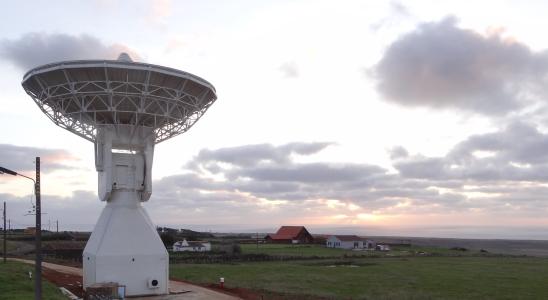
[171,245,548,299]
[239,243,480,257]
[240,243,365,257]
[0,261,66,300]
[370,236,548,257]
[5,235,548,299]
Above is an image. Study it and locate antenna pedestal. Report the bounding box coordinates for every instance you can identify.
[84,128,167,296]
[83,190,168,296]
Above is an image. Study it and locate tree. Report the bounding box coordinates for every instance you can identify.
[160,233,175,248]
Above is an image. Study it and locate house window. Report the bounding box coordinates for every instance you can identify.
[354,242,359,248]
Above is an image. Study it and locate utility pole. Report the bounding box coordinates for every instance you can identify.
[3,201,6,263]
[35,157,42,300]
[0,159,42,299]
[56,220,58,233]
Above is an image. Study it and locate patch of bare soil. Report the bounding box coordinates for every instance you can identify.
[42,267,84,298]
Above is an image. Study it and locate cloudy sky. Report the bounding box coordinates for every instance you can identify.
[2,0,548,239]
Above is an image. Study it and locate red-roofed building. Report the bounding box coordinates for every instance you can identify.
[265,226,313,244]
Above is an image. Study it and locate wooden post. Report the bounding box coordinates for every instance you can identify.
[35,157,42,300]
[3,201,6,263]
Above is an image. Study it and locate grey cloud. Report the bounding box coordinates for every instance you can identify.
[480,187,548,213]
[0,144,78,173]
[449,122,548,165]
[235,163,385,183]
[153,173,216,191]
[0,190,100,231]
[20,138,540,229]
[373,17,548,115]
[394,122,548,182]
[192,142,332,168]
[279,61,299,78]
[161,142,474,213]
[395,153,517,182]
[280,142,334,155]
[193,144,284,168]
[6,140,546,233]
[233,181,300,195]
[394,156,447,179]
[388,146,409,160]
[0,32,141,70]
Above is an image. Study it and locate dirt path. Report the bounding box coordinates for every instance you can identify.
[9,258,241,299]
[11,258,83,276]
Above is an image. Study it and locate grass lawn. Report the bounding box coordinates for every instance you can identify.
[0,261,66,300]
[240,243,362,257]
[240,243,484,258]
[171,256,548,299]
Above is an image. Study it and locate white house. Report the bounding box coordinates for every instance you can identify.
[172,239,211,252]
[326,235,376,250]
[376,244,391,251]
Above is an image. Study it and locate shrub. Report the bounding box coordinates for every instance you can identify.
[217,243,242,255]
[160,233,175,247]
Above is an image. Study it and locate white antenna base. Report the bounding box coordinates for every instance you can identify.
[83,191,168,296]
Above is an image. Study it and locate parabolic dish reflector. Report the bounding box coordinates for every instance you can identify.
[22,57,217,143]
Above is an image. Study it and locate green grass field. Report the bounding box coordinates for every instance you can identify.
[241,243,362,257]
[0,261,65,300]
[240,243,485,258]
[0,238,29,253]
[171,255,548,299]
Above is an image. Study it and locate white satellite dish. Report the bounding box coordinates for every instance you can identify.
[22,53,217,296]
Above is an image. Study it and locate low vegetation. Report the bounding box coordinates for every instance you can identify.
[0,261,66,300]
[171,255,548,299]
[169,243,509,265]
[239,243,493,258]
[5,231,548,299]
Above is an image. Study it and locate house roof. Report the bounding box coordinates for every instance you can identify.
[267,226,310,240]
[331,235,368,242]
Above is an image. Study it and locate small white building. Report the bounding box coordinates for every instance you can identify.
[173,239,211,252]
[376,244,391,251]
[326,235,376,250]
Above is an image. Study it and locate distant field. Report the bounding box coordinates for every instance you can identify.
[241,243,363,257]
[0,261,65,300]
[240,243,488,258]
[0,238,31,253]
[372,236,548,257]
[171,256,548,299]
